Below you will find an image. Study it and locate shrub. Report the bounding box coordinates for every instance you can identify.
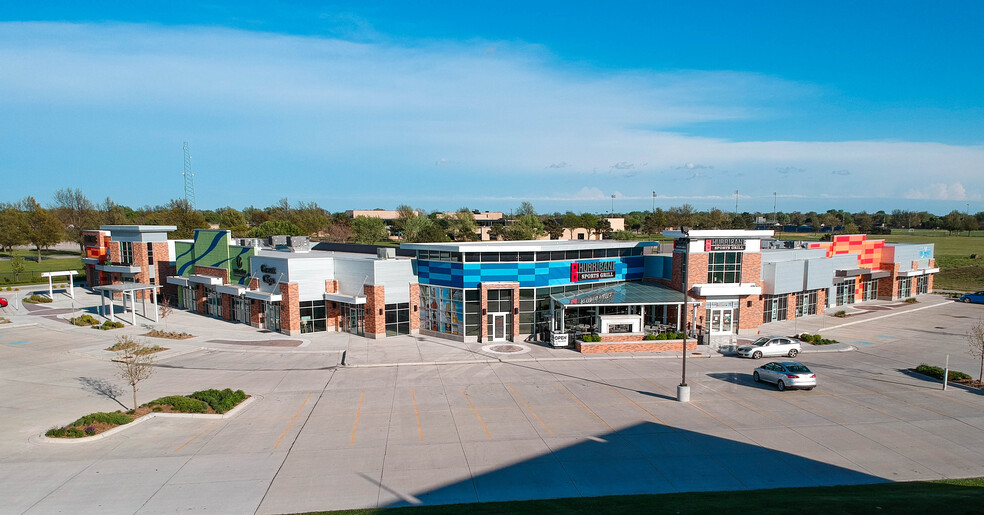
[71,314,99,326]
[905,297,918,304]
[146,396,208,413]
[23,294,53,304]
[72,411,133,427]
[655,333,667,340]
[94,320,124,330]
[84,425,96,435]
[65,428,85,438]
[915,364,971,382]
[643,333,658,341]
[833,310,847,318]
[190,388,247,413]
[46,428,66,437]
[580,334,602,342]
[799,333,838,345]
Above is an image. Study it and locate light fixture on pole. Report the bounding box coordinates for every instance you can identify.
[652,191,657,215]
[611,194,616,216]
[678,227,691,402]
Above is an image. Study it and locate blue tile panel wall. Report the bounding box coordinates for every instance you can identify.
[416,257,645,288]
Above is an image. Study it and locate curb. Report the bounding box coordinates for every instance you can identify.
[0,322,39,330]
[34,395,258,444]
[345,352,719,368]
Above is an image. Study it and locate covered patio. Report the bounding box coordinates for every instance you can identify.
[92,283,160,325]
[548,281,701,345]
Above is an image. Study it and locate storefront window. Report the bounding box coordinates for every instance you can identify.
[300,300,327,333]
[898,277,912,298]
[707,252,742,284]
[265,301,281,332]
[763,294,787,323]
[795,290,818,317]
[835,283,855,306]
[861,279,879,301]
[341,304,364,336]
[420,286,464,335]
[385,302,410,336]
[917,276,928,294]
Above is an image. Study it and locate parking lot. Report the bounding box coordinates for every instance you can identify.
[1,293,983,514]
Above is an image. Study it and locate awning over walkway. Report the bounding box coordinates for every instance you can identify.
[92,282,159,325]
[550,281,698,307]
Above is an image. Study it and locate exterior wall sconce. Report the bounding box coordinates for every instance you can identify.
[482,308,487,315]
[513,307,519,314]
[378,308,383,316]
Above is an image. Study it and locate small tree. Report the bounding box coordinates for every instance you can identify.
[114,336,155,410]
[9,256,25,281]
[969,318,984,384]
[159,297,173,332]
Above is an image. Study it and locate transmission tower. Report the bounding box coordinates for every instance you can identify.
[182,141,197,210]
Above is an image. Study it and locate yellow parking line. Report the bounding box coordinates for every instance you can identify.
[173,421,220,452]
[605,384,664,424]
[695,382,786,424]
[274,393,312,449]
[508,384,554,436]
[556,383,615,433]
[412,389,423,442]
[350,391,364,446]
[462,387,492,439]
[784,397,846,423]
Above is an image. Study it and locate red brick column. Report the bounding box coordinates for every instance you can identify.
[786,293,797,321]
[671,252,708,291]
[817,289,827,314]
[479,282,520,342]
[325,280,338,293]
[133,243,149,299]
[326,301,340,331]
[196,285,207,313]
[409,283,420,334]
[221,294,232,321]
[364,285,386,338]
[250,298,263,327]
[740,252,761,284]
[740,295,763,330]
[878,263,900,299]
[107,241,122,264]
[279,282,300,335]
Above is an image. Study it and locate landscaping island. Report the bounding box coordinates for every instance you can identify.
[45,388,248,439]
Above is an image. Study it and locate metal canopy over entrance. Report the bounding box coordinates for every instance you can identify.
[92,283,159,325]
[548,281,700,337]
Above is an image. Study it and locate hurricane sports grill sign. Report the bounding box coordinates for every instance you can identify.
[705,238,745,251]
[570,261,616,282]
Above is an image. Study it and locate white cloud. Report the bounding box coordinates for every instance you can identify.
[0,21,981,210]
[906,182,980,201]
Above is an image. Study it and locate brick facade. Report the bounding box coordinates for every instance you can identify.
[575,339,698,353]
[250,297,263,327]
[279,282,300,335]
[194,265,229,284]
[364,285,386,338]
[221,294,232,321]
[409,282,420,333]
[479,282,520,342]
[878,263,900,299]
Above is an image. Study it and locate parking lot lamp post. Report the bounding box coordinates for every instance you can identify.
[678,228,691,402]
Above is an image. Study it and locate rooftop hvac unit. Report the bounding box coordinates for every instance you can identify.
[377,247,396,259]
[287,236,310,252]
[269,235,288,246]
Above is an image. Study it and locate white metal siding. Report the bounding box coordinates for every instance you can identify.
[372,260,415,304]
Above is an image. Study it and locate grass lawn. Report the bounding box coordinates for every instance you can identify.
[0,248,83,286]
[310,477,984,515]
[881,233,984,291]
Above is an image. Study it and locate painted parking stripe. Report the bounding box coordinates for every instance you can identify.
[461,387,492,439]
[8,340,28,345]
[854,340,872,345]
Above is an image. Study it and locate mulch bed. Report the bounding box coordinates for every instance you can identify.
[144,330,195,340]
[47,397,249,438]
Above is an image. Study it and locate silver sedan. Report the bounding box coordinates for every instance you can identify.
[753,361,817,391]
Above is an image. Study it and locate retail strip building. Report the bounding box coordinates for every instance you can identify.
[85,226,938,345]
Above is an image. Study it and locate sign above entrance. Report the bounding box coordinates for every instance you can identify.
[705,238,745,251]
[570,261,616,282]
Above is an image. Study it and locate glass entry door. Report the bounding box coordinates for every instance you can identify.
[488,312,508,341]
[706,307,735,334]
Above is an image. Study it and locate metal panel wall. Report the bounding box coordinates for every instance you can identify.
[372,259,416,304]
[333,258,375,298]
[287,257,336,302]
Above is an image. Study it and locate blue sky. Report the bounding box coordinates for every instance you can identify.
[2,1,982,215]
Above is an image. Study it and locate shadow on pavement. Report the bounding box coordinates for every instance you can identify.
[378,421,882,508]
[77,376,128,410]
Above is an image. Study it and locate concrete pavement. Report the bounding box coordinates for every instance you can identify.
[1,290,983,513]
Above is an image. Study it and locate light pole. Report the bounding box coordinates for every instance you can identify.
[611,194,616,216]
[652,191,657,215]
[678,228,691,402]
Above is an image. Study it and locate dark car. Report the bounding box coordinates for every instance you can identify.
[0,297,7,308]
[959,291,984,304]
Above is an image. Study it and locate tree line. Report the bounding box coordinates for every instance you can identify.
[2,189,983,261]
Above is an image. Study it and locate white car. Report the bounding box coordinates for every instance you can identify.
[736,336,801,359]
[753,361,817,391]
